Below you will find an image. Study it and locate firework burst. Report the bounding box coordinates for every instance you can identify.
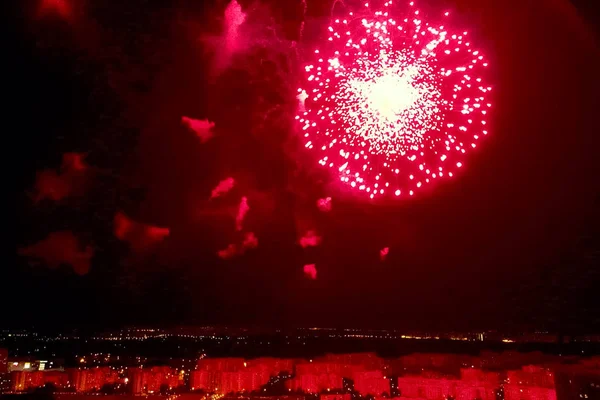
[297,0,492,199]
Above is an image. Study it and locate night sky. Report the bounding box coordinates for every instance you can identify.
[9,0,600,333]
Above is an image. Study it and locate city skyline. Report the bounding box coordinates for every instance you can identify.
[1,344,599,399]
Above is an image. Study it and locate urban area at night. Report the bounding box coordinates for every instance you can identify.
[9,0,600,399]
[1,328,600,399]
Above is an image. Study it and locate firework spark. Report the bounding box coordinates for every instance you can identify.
[297,0,492,198]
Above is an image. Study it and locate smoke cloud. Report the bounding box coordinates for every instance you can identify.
[316,196,332,212]
[114,212,170,252]
[235,196,250,231]
[181,116,215,143]
[217,232,259,259]
[380,247,389,261]
[299,230,322,248]
[210,177,236,199]
[18,231,93,275]
[33,152,88,203]
[303,264,317,280]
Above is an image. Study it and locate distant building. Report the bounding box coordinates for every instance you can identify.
[505,366,557,400]
[128,366,180,394]
[321,394,351,400]
[71,367,118,392]
[0,372,10,393]
[0,349,7,374]
[554,362,600,400]
[10,370,70,392]
[397,376,497,400]
[352,370,389,396]
[286,373,343,393]
[191,357,291,394]
[8,360,39,372]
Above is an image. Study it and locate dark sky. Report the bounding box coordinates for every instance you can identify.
[9,0,600,333]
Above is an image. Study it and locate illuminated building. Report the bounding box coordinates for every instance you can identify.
[191,362,272,394]
[11,371,26,392]
[190,370,221,392]
[460,368,500,386]
[321,394,351,400]
[10,371,69,392]
[318,353,385,371]
[190,356,294,394]
[197,358,246,372]
[129,366,181,394]
[0,373,10,393]
[505,366,557,400]
[0,349,7,393]
[247,357,296,376]
[504,386,557,400]
[352,370,390,396]
[71,367,118,392]
[296,362,364,378]
[507,366,555,388]
[8,360,38,372]
[286,373,343,393]
[554,362,600,400]
[0,349,7,374]
[396,376,498,400]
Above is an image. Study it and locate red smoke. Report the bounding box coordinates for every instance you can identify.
[33,152,87,202]
[380,247,389,261]
[210,177,235,199]
[299,230,322,248]
[303,264,317,280]
[181,116,215,143]
[217,232,258,259]
[39,0,71,18]
[18,231,93,275]
[236,196,250,231]
[316,197,332,212]
[242,232,258,249]
[217,244,238,260]
[61,152,86,171]
[113,212,170,251]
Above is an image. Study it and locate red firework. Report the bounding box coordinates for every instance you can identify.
[297,0,492,199]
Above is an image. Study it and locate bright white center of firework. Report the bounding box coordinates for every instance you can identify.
[352,71,419,121]
[338,52,442,156]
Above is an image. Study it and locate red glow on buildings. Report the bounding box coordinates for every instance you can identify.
[396,375,497,400]
[71,367,118,392]
[0,349,7,374]
[505,366,557,400]
[353,370,390,396]
[321,394,351,400]
[191,357,293,394]
[285,372,342,393]
[129,366,181,394]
